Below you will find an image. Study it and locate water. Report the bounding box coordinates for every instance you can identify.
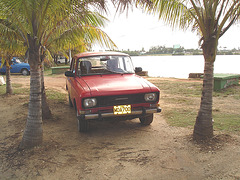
[132,55,240,79]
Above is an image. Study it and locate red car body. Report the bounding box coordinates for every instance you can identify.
[65,51,161,132]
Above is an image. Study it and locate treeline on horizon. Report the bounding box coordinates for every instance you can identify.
[120,45,240,56]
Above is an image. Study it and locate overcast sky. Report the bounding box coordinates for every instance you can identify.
[98,6,240,51]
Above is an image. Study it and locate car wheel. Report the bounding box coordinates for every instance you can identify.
[77,117,89,132]
[139,114,153,125]
[68,94,73,107]
[21,69,29,76]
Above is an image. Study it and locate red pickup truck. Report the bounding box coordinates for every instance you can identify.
[65,51,161,132]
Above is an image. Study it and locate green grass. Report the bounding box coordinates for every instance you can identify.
[0,84,5,94]
[0,83,29,95]
[44,67,68,77]
[13,84,30,95]
[43,68,52,76]
[213,113,240,132]
[213,84,240,100]
[164,108,197,127]
[152,80,202,97]
[46,89,66,102]
[149,78,240,135]
[0,82,66,103]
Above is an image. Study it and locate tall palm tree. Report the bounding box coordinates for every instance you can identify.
[39,8,117,120]
[38,0,151,119]
[149,0,240,140]
[0,53,13,94]
[0,14,26,95]
[0,38,25,94]
[1,0,117,149]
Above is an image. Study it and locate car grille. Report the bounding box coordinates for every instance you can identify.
[96,93,158,107]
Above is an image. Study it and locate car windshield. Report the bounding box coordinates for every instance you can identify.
[15,59,22,63]
[77,55,135,76]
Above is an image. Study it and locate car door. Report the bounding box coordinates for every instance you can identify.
[0,59,7,73]
[10,61,20,73]
[67,58,76,99]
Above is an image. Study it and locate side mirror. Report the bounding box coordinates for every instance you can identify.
[135,67,142,73]
[65,71,74,77]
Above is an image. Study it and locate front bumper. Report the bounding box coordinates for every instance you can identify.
[78,107,162,120]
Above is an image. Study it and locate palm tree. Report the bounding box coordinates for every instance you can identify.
[0,52,13,94]
[0,0,155,149]
[0,0,118,149]
[0,38,25,94]
[0,15,26,95]
[149,0,240,140]
[39,9,117,120]
[0,54,13,94]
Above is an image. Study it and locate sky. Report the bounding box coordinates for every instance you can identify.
[97,6,240,51]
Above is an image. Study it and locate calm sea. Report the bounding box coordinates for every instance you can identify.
[132,55,240,79]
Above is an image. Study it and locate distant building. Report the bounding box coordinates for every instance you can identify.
[173,44,181,49]
[173,44,184,55]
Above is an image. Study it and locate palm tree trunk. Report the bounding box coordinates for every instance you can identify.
[193,38,216,140]
[193,60,214,140]
[41,62,52,119]
[20,69,43,148]
[6,65,13,94]
[20,34,43,149]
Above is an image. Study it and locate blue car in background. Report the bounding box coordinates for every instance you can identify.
[0,57,30,76]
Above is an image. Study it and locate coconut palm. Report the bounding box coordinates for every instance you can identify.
[37,0,151,119]
[0,15,26,95]
[0,53,13,94]
[149,0,240,140]
[0,0,117,149]
[0,38,25,94]
[40,10,116,119]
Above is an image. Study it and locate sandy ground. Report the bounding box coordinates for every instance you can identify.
[0,75,240,180]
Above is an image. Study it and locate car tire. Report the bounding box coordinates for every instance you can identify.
[68,94,73,107]
[139,114,153,125]
[78,117,89,132]
[21,69,29,76]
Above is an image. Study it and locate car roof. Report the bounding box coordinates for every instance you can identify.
[73,51,130,59]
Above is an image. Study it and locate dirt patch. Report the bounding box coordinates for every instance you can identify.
[1,75,240,180]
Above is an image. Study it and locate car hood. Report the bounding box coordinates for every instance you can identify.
[78,74,158,97]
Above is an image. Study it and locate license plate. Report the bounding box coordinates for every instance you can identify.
[113,105,131,115]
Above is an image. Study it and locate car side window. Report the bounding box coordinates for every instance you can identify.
[77,61,81,76]
[70,58,76,73]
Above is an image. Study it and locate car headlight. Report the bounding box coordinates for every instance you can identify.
[83,98,97,108]
[144,93,157,102]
